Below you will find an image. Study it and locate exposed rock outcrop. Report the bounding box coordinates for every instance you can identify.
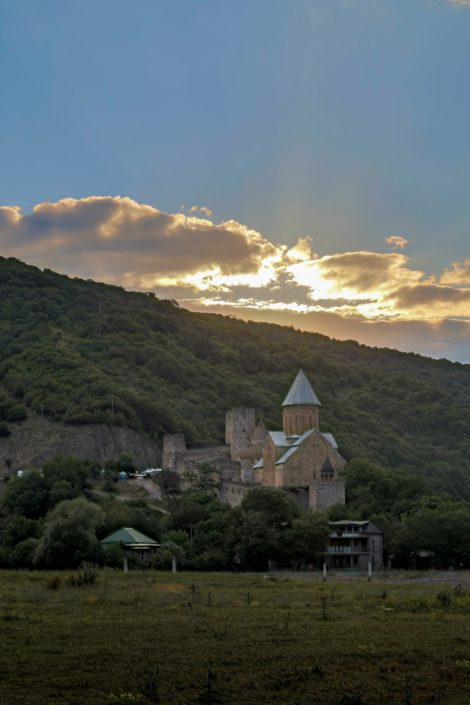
[0,415,161,476]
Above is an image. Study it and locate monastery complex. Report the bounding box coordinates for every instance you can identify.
[163,370,346,510]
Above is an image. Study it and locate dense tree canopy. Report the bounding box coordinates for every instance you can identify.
[1,257,470,498]
[2,454,470,570]
[34,497,105,568]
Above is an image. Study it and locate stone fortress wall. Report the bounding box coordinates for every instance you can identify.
[162,370,346,511]
[162,435,240,480]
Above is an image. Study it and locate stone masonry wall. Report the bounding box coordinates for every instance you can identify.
[278,433,345,488]
[219,479,252,507]
[282,405,319,436]
[309,481,346,511]
[225,407,256,460]
[162,433,187,472]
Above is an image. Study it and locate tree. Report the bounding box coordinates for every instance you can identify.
[392,507,470,568]
[2,515,40,546]
[11,538,39,569]
[3,471,49,519]
[49,480,80,506]
[127,500,162,540]
[288,511,330,566]
[42,456,90,492]
[34,497,105,568]
[225,509,278,570]
[157,469,181,511]
[182,463,221,493]
[241,487,300,527]
[159,530,190,571]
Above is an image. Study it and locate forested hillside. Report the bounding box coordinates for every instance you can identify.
[1,257,470,497]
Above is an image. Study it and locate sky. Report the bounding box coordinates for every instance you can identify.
[1,0,470,362]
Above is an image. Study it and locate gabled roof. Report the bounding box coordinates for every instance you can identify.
[275,429,315,465]
[275,429,341,466]
[321,432,338,450]
[282,369,321,407]
[268,431,289,447]
[255,427,341,470]
[100,527,159,547]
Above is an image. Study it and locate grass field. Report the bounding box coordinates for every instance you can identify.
[1,570,470,705]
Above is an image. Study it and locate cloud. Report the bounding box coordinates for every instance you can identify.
[1,195,469,361]
[447,0,470,6]
[189,205,213,217]
[388,284,470,318]
[386,235,409,249]
[0,196,281,288]
[292,251,422,294]
[440,259,470,286]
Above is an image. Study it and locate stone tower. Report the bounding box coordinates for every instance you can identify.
[282,369,321,436]
[225,407,256,460]
[162,433,186,473]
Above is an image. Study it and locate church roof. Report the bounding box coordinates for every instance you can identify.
[321,432,338,450]
[282,369,321,407]
[268,431,290,447]
[276,429,314,464]
[275,430,338,465]
[253,428,340,470]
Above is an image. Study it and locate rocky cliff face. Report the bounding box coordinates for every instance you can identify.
[0,415,161,476]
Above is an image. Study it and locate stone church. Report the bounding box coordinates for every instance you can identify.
[162,370,346,511]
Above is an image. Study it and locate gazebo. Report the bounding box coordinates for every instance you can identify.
[100,527,160,562]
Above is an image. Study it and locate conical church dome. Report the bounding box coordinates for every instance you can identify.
[282,369,321,407]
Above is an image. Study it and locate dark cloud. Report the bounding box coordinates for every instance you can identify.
[390,284,470,310]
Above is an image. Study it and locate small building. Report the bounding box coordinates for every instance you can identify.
[326,520,383,571]
[100,527,160,561]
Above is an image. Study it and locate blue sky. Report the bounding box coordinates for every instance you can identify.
[1,0,470,361]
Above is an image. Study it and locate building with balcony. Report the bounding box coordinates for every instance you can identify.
[326,520,383,570]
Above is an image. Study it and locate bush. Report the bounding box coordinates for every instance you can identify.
[437,590,452,608]
[102,543,126,568]
[11,537,39,569]
[47,576,62,591]
[67,563,98,587]
[193,549,230,571]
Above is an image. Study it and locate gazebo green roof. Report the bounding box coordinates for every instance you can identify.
[100,527,159,547]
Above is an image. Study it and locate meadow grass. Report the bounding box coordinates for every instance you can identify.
[0,570,469,705]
